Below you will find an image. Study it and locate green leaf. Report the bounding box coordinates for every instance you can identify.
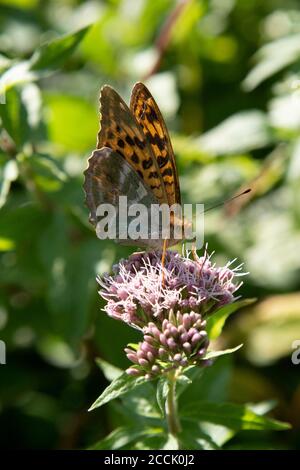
[243,34,300,91]
[156,377,168,417]
[181,401,291,431]
[176,366,204,397]
[0,61,37,98]
[249,400,277,416]
[196,111,272,155]
[25,153,67,192]
[44,93,98,153]
[0,87,29,146]
[37,212,100,345]
[95,358,123,382]
[0,237,15,251]
[179,356,232,405]
[206,298,256,340]
[197,422,235,448]
[30,26,90,71]
[179,422,220,450]
[90,426,163,450]
[89,371,149,411]
[0,158,18,209]
[203,344,243,360]
[0,26,90,96]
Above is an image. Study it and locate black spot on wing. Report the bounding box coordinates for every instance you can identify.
[142,158,153,170]
[145,132,166,151]
[125,135,134,146]
[131,152,140,164]
[162,168,173,177]
[147,107,157,123]
[134,136,145,149]
[157,155,169,168]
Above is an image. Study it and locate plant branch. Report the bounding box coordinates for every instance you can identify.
[143,0,190,80]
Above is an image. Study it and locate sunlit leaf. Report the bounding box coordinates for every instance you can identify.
[181,401,291,430]
[90,426,163,450]
[179,421,220,450]
[0,159,18,208]
[0,26,90,96]
[195,111,272,156]
[243,34,300,91]
[96,358,123,382]
[269,93,300,131]
[30,26,90,71]
[0,237,15,251]
[203,344,243,360]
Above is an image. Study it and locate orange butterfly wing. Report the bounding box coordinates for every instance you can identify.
[98,85,168,205]
[130,82,181,207]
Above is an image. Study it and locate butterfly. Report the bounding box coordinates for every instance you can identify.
[83,82,191,250]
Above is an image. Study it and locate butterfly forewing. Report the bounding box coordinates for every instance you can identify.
[98,85,168,205]
[130,82,181,206]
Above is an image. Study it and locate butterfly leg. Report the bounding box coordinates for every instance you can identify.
[191,241,198,261]
[161,238,168,287]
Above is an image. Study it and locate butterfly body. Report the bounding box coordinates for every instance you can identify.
[83,83,188,250]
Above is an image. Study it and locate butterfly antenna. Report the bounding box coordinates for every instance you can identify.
[203,188,251,214]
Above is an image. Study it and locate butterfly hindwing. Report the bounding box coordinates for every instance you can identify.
[83,147,164,248]
[98,85,168,205]
[130,82,181,206]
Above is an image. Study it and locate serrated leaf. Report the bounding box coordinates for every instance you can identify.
[206,298,256,340]
[89,371,149,411]
[181,401,291,431]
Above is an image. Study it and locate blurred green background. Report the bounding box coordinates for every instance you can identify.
[0,0,300,450]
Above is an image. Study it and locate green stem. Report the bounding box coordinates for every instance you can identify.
[166,371,181,436]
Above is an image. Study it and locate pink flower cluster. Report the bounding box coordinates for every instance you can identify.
[98,250,243,328]
[125,311,212,379]
[97,249,244,377]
